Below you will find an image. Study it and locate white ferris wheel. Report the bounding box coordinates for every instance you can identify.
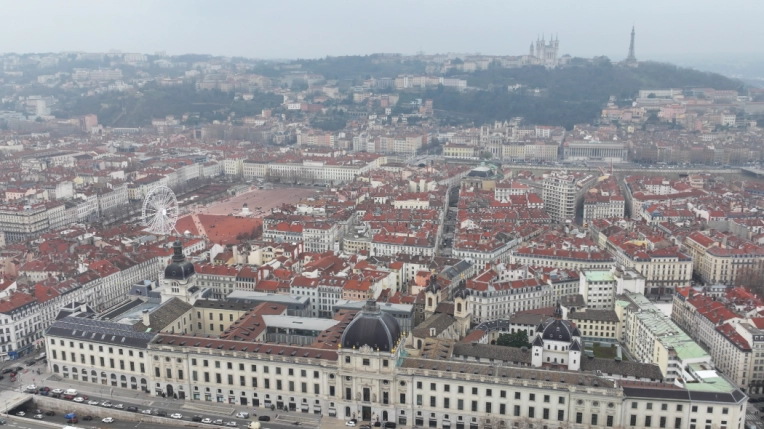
[142,185,179,236]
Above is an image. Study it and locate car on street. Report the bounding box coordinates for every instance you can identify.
[51,388,63,394]
[258,416,270,422]
[67,418,78,424]
[45,411,55,416]
[87,400,99,405]
[235,412,249,419]
[114,404,124,409]
[0,369,11,374]
[225,422,238,427]
[73,397,85,403]
[83,416,93,421]
[360,425,372,429]
[126,406,138,412]
[15,411,25,417]
[102,418,114,423]
[157,411,167,417]
[33,414,43,420]
[192,416,203,422]
[346,422,357,427]
[202,418,213,424]
[141,409,153,414]
[213,419,224,425]
[171,413,183,419]
[101,401,112,407]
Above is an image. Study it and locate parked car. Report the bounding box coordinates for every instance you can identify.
[258,416,270,422]
[0,369,12,374]
[45,411,55,416]
[346,422,356,427]
[127,406,138,412]
[51,388,63,394]
[15,412,24,417]
[114,404,124,409]
[225,422,238,427]
[87,400,99,406]
[101,401,113,408]
[170,413,183,419]
[102,417,115,423]
[157,411,167,417]
[32,414,43,420]
[67,418,78,424]
[141,409,153,415]
[235,412,250,419]
[192,416,203,422]
[73,397,85,403]
[214,419,224,425]
[202,418,213,424]
[83,416,93,421]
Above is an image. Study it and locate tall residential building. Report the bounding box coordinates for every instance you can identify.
[541,171,595,222]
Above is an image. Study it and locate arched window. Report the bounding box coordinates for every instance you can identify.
[110,374,117,379]
[53,364,59,373]
[101,371,107,378]
[62,366,69,372]
[121,375,127,381]
[71,368,78,373]
[91,370,97,377]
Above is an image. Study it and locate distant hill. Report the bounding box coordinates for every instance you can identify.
[424,60,743,129]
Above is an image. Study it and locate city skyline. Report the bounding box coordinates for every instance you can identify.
[1,0,762,61]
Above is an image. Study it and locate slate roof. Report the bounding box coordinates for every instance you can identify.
[134,298,193,332]
[452,342,533,365]
[580,356,663,380]
[46,316,156,348]
[193,299,255,312]
[568,310,621,323]
[412,312,456,338]
[400,357,615,388]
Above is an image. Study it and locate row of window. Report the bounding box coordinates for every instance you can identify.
[52,350,146,373]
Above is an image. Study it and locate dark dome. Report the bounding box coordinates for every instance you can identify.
[164,240,195,281]
[541,318,575,343]
[341,300,401,352]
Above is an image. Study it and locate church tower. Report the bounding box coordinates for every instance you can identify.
[161,240,202,304]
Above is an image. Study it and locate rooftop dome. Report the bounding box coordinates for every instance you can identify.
[341,299,401,352]
[541,318,575,343]
[164,240,195,281]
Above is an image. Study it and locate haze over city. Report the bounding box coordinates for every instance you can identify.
[1,0,763,62]
[2,2,764,429]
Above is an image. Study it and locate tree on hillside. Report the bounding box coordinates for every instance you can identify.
[496,331,531,348]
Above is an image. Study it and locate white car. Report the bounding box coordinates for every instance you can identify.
[73,397,85,403]
[113,404,124,409]
[102,417,114,423]
[25,384,37,390]
[171,413,183,419]
[141,409,153,415]
[346,422,356,427]
[15,412,25,416]
[202,418,213,424]
[101,401,113,408]
[51,388,63,394]
[225,422,237,427]
[87,400,99,405]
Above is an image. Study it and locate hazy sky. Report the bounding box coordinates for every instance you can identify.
[1,0,762,60]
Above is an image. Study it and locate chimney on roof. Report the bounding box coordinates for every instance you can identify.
[142,309,150,326]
